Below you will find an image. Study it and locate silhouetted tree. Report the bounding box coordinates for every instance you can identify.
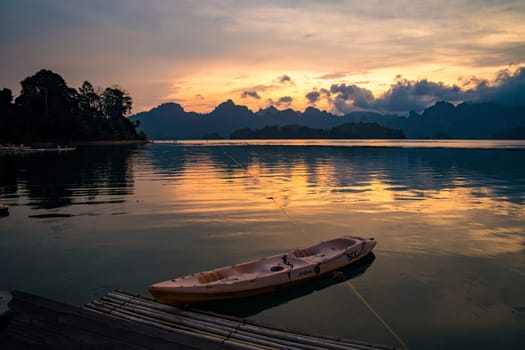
[230,127,255,139]
[230,123,406,139]
[0,88,16,141]
[0,69,145,143]
[15,69,77,118]
[78,81,101,117]
[0,88,13,112]
[102,87,132,119]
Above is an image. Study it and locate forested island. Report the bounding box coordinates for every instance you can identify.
[229,123,406,139]
[0,69,146,144]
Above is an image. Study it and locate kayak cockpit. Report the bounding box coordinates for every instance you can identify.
[187,239,361,286]
[195,255,305,285]
[149,236,376,304]
[293,237,358,259]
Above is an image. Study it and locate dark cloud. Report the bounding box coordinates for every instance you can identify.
[371,78,463,112]
[277,96,293,105]
[305,88,331,105]
[276,75,293,84]
[269,96,293,108]
[376,68,525,111]
[241,90,261,99]
[329,84,375,113]
[326,67,525,114]
[195,94,205,100]
[329,78,465,114]
[305,91,321,103]
[465,67,525,106]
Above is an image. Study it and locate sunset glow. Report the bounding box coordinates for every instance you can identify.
[1,1,524,114]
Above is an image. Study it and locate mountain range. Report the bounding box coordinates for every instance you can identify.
[131,100,525,139]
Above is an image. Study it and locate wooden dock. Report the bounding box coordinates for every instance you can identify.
[1,290,395,350]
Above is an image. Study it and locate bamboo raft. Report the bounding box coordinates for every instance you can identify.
[2,290,219,349]
[85,289,394,350]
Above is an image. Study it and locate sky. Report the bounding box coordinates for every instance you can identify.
[1,0,524,115]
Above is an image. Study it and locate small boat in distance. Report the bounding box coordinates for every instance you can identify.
[149,236,376,305]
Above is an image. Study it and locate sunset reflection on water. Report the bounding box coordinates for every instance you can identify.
[1,141,524,349]
[135,143,525,258]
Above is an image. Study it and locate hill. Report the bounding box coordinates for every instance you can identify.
[131,100,525,140]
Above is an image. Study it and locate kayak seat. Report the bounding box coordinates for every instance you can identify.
[197,271,224,284]
[293,248,316,258]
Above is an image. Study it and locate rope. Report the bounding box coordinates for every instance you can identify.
[344,281,410,350]
[224,147,407,349]
[223,151,292,220]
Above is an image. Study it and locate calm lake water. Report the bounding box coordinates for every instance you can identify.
[1,140,524,349]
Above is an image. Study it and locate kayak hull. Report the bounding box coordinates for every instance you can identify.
[149,236,376,305]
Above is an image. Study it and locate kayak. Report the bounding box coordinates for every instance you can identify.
[149,236,376,305]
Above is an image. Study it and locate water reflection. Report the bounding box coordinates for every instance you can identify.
[146,145,525,205]
[0,146,139,210]
[1,141,524,350]
[140,144,525,261]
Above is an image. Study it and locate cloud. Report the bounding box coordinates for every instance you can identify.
[277,96,293,105]
[465,67,525,106]
[231,84,278,96]
[329,84,375,113]
[305,88,331,105]
[1,1,525,114]
[276,75,294,85]
[316,72,348,80]
[240,90,261,99]
[326,66,525,114]
[376,68,525,111]
[305,91,321,103]
[372,78,464,112]
[329,79,464,114]
[269,96,293,108]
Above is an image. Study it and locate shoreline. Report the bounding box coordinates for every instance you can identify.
[71,140,151,146]
[1,140,150,148]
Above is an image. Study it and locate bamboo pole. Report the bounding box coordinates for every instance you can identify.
[107,290,387,350]
[85,301,265,350]
[91,298,322,350]
[103,293,350,350]
[109,291,333,347]
[88,290,393,350]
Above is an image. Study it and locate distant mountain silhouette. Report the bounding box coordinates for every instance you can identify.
[351,101,525,139]
[131,100,525,139]
[131,102,201,139]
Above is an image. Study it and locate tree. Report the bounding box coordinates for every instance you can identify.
[0,88,15,141]
[15,69,77,118]
[0,88,13,113]
[0,69,144,143]
[101,86,132,119]
[78,81,101,118]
